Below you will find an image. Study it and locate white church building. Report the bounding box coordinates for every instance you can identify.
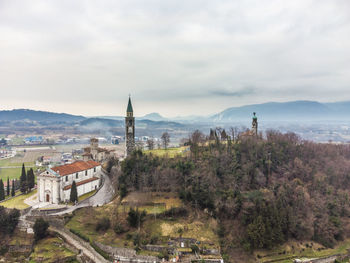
[37,160,102,204]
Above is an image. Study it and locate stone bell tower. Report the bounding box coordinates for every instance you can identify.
[252,112,258,136]
[125,96,135,156]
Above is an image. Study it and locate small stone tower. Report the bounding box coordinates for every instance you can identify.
[90,138,99,149]
[252,112,258,136]
[125,96,135,156]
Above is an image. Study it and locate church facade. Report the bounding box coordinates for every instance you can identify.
[37,160,101,204]
[125,97,135,156]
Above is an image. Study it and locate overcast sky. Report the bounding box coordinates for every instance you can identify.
[0,0,349,117]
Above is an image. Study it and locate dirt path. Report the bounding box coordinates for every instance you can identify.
[50,226,110,263]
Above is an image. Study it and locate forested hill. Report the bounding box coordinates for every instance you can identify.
[117,132,350,260]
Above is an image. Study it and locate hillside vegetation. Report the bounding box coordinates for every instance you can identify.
[115,131,350,261]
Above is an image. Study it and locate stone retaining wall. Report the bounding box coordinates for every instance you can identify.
[293,253,349,263]
[95,242,160,263]
[142,244,175,254]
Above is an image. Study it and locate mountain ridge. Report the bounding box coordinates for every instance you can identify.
[2,100,350,124]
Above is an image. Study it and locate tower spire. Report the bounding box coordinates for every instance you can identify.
[127,96,133,114]
[252,112,258,136]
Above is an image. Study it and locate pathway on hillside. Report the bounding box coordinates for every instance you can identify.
[50,225,110,263]
[19,209,110,263]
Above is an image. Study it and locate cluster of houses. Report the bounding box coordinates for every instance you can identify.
[0,149,16,159]
[37,137,119,204]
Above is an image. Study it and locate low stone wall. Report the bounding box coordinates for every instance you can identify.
[202,249,220,255]
[142,244,175,254]
[95,242,137,258]
[293,253,349,263]
[30,207,68,216]
[192,259,223,263]
[95,242,160,263]
[8,244,33,254]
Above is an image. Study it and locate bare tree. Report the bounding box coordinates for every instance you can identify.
[161,132,170,149]
[147,138,155,150]
[229,127,236,141]
[190,130,205,145]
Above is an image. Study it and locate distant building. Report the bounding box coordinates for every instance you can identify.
[37,160,101,204]
[82,138,114,162]
[252,112,258,136]
[239,112,259,138]
[24,136,43,144]
[111,136,121,145]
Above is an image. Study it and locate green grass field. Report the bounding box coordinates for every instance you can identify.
[79,190,97,202]
[144,146,189,158]
[66,191,220,255]
[0,189,37,209]
[29,236,78,263]
[0,158,36,181]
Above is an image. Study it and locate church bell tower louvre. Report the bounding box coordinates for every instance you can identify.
[125,96,135,156]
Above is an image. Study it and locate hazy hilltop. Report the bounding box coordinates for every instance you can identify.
[0,109,85,124]
[141,112,166,121]
[212,100,350,122]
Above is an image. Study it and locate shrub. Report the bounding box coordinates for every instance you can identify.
[191,244,199,253]
[95,217,110,232]
[33,217,49,241]
[160,207,188,218]
[127,208,146,228]
[91,241,111,260]
[114,223,126,234]
[150,234,159,244]
[69,228,89,242]
[133,233,141,246]
[0,207,20,235]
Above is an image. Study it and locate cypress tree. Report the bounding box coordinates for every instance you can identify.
[11,179,15,197]
[0,179,5,201]
[6,177,10,196]
[27,168,35,191]
[20,163,27,193]
[70,181,78,203]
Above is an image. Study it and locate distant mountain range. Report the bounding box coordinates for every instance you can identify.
[212,101,350,122]
[0,109,85,124]
[1,101,350,128]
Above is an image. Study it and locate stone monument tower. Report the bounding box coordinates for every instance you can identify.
[125,96,135,156]
[252,112,258,136]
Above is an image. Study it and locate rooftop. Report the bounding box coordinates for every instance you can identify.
[51,160,100,177]
[127,97,133,113]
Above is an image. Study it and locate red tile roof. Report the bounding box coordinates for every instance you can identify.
[52,160,100,177]
[63,177,99,190]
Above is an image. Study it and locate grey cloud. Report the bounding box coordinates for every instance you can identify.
[210,87,256,97]
[0,0,350,117]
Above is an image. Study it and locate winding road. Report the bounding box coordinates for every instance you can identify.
[53,170,115,215]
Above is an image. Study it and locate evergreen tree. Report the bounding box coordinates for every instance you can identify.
[33,218,49,241]
[0,179,5,201]
[11,179,15,197]
[20,163,27,193]
[6,177,10,196]
[70,181,78,203]
[27,168,35,191]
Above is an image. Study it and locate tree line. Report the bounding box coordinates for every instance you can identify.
[0,163,35,201]
[114,129,350,253]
